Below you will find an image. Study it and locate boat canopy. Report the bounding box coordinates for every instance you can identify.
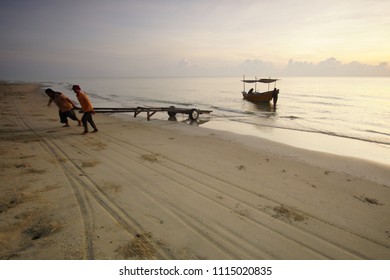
[242,78,278,83]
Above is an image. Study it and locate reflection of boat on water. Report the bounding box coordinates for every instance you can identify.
[241,76,279,105]
[246,100,277,114]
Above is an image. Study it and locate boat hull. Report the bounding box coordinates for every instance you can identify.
[242,89,279,103]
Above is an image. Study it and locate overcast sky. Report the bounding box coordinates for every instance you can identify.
[1,0,389,80]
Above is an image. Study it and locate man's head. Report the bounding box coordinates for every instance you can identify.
[45,88,55,98]
[72,85,81,93]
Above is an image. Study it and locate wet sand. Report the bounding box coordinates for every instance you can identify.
[1,82,389,259]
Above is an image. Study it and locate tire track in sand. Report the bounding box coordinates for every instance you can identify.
[68,136,243,259]
[39,136,174,259]
[12,100,172,259]
[97,132,379,259]
[41,142,95,259]
[11,99,94,259]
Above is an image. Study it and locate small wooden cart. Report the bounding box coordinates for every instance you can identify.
[84,106,212,121]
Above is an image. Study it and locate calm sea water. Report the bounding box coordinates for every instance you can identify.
[45,77,390,163]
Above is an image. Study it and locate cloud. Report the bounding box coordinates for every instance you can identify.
[179,58,194,68]
[231,57,390,77]
[282,57,390,76]
[238,59,278,76]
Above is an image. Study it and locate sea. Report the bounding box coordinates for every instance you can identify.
[42,76,390,165]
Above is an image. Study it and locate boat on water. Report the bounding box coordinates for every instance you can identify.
[241,76,279,105]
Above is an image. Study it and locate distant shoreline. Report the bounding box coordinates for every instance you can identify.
[2,75,390,83]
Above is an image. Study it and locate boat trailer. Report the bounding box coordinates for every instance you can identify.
[83,106,212,121]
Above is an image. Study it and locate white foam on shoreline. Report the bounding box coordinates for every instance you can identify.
[202,118,390,167]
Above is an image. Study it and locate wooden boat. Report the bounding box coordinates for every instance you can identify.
[241,76,279,105]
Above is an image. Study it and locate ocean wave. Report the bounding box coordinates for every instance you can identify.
[280,115,300,120]
[298,100,349,107]
[210,106,248,115]
[88,92,114,102]
[289,93,347,101]
[228,118,390,146]
[133,97,195,107]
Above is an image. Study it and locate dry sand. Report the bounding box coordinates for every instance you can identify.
[0,82,389,260]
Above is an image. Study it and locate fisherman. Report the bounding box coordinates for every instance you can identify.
[72,85,98,134]
[45,88,81,127]
[272,88,279,106]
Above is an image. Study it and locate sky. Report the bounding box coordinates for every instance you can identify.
[0,0,390,80]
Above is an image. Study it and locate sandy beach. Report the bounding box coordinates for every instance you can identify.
[1,82,389,260]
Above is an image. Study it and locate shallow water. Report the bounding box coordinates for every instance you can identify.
[44,76,390,164]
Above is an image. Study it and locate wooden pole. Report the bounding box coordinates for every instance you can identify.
[255,76,257,93]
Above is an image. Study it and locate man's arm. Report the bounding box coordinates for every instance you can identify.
[64,96,78,108]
